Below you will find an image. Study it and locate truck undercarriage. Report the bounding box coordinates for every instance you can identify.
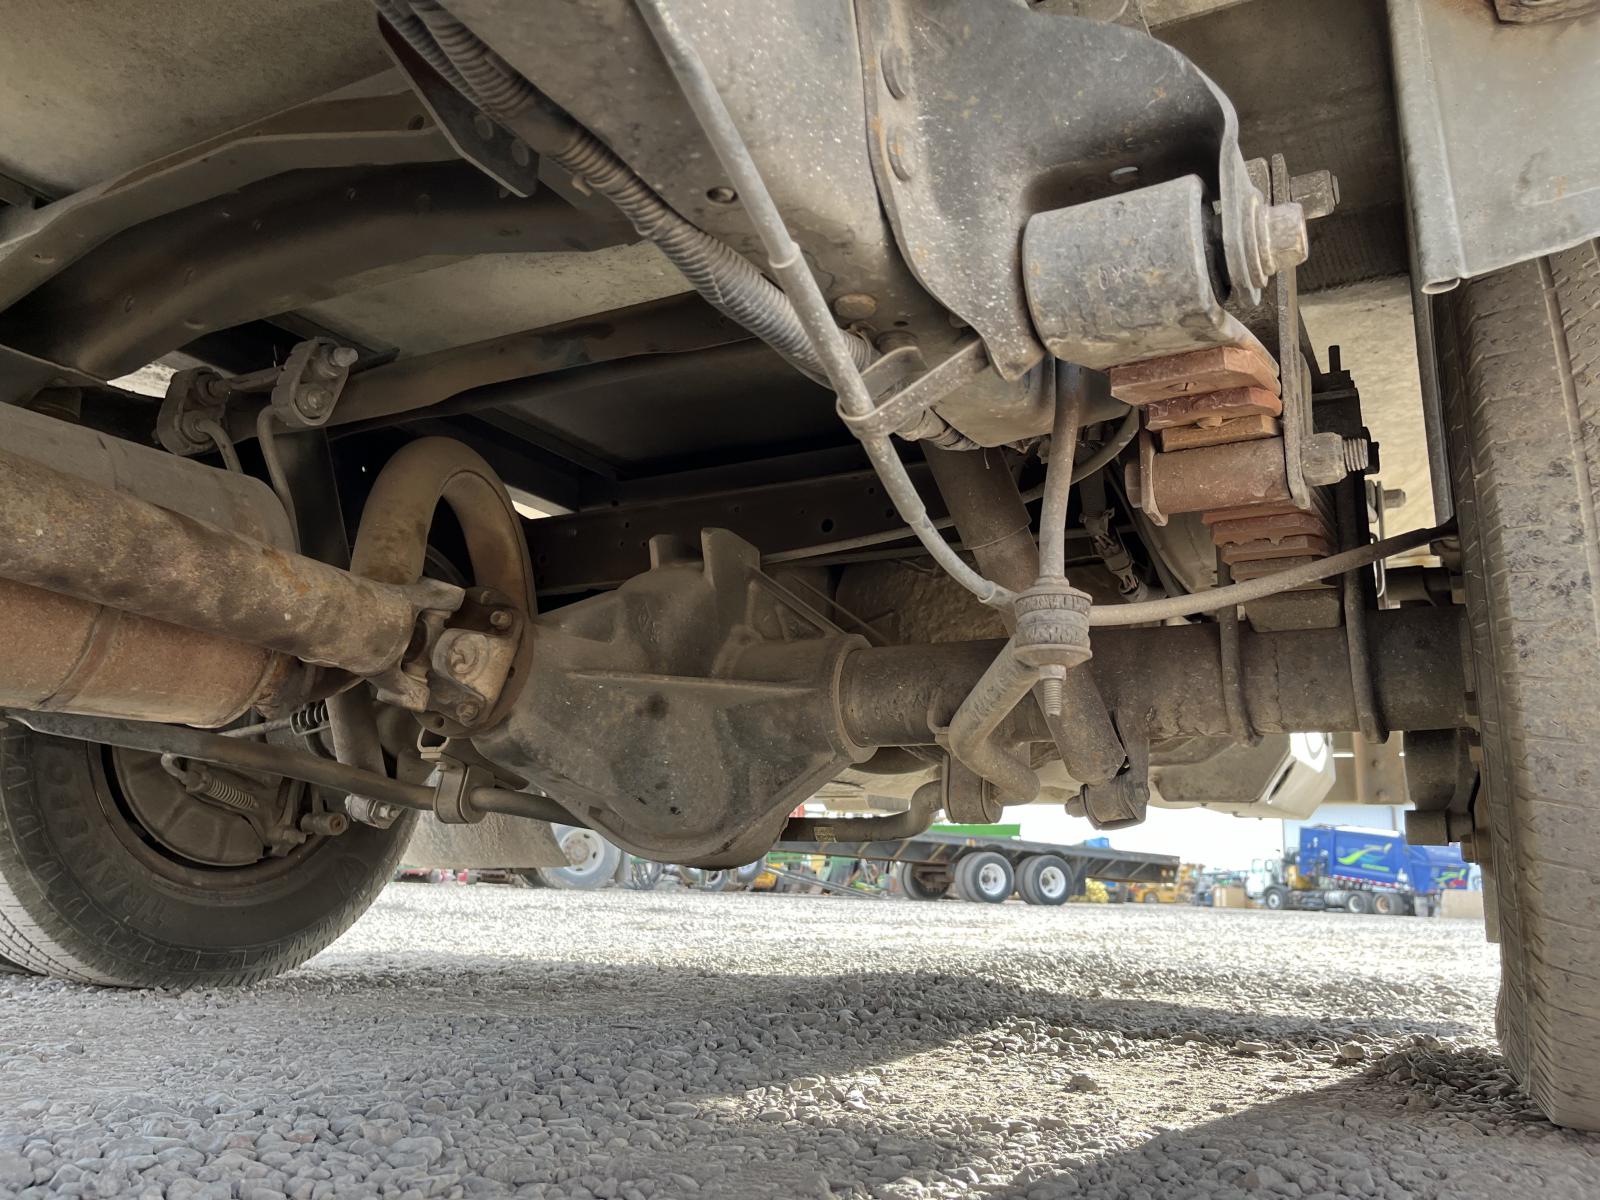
[1,0,1598,1130]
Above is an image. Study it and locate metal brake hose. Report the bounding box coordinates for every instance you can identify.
[1087,523,1444,626]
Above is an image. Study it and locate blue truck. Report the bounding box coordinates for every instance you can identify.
[1245,825,1469,916]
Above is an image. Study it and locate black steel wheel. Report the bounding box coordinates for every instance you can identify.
[0,729,411,987]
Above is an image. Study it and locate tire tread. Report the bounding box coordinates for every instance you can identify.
[1437,241,1600,1128]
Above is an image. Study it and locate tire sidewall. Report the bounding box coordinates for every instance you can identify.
[0,730,412,986]
[959,852,1013,903]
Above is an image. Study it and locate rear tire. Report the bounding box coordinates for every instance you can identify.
[1373,892,1401,917]
[1345,891,1372,916]
[0,729,411,987]
[1436,246,1600,1129]
[1016,855,1074,906]
[954,851,1014,904]
[896,862,951,901]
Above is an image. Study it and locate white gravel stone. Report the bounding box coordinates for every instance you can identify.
[0,885,1595,1197]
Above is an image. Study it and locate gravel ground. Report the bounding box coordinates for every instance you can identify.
[1,886,1596,1199]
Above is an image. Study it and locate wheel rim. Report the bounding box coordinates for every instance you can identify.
[1037,864,1067,900]
[96,744,319,885]
[557,828,612,880]
[976,861,1007,896]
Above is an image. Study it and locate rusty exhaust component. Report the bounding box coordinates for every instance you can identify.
[0,404,309,725]
[0,441,460,680]
[0,577,292,727]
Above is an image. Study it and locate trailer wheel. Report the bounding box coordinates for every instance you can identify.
[0,730,411,987]
[1262,886,1288,911]
[1345,891,1373,916]
[896,862,950,901]
[1435,250,1600,1128]
[535,825,623,890]
[955,851,1014,904]
[1016,855,1073,906]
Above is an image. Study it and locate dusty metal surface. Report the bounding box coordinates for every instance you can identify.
[476,530,869,866]
[923,443,1124,786]
[347,436,532,726]
[446,0,944,353]
[0,80,451,317]
[0,444,450,677]
[0,404,298,725]
[401,810,566,869]
[301,295,747,434]
[1388,0,1600,291]
[859,0,1266,380]
[836,604,1466,747]
[1023,175,1257,370]
[0,163,627,380]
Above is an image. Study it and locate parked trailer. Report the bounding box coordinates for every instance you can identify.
[771,830,1178,906]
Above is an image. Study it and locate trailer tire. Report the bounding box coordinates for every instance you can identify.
[1345,891,1372,916]
[1262,886,1288,911]
[1436,248,1600,1129]
[0,729,411,988]
[1016,855,1074,906]
[896,862,950,901]
[954,851,1014,904]
[535,825,622,890]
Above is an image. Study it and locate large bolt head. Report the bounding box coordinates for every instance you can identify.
[1263,202,1308,271]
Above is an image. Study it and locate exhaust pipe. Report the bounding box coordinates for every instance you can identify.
[0,405,461,726]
